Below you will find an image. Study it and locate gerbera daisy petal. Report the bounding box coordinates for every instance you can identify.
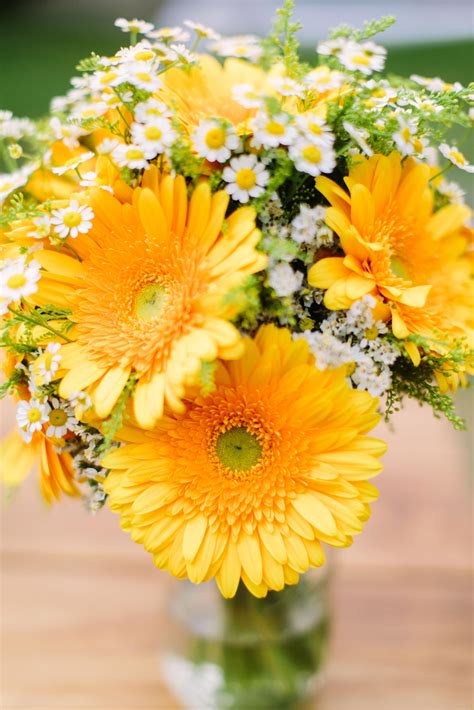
[46,175,264,427]
[103,325,386,598]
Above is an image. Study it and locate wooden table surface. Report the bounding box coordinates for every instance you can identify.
[1,398,472,710]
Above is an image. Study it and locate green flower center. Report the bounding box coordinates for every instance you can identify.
[134,283,168,321]
[215,426,262,474]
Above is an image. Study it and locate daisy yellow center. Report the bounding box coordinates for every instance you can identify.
[100,72,118,85]
[372,88,387,98]
[302,145,322,164]
[449,150,465,164]
[215,426,263,475]
[235,168,257,190]
[205,127,227,149]
[27,407,42,423]
[44,353,54,369]
[144,126,163,141]
[308,122,323,135]
[63,212,82,228]
[266,120,285,136]
[134,283,169,321]
[126,149,144,160]
[136,72,152,82]
[401,127,412,142]
[135,50,154,61]
[353,54,370,66]
[49,409,68,426]
[364,325,379,341]
[7,274,27,289]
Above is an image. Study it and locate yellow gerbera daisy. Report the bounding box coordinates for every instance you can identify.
[32,171,266,427]
[308,153,472,351]
[102,325,386,598]
[160,55,273,133]
[0,429,78,504]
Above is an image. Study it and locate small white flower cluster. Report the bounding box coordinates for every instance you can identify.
[298,296,399,397]
[268,262,304,298]
[318,38,386,76]
[290,204,334,248]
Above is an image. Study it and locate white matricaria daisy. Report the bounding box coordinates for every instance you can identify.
[184,20,221,40]
[16,398,50,442]
[131,118,175,158]
[316,37,348,57]
[210,35,262,62]
[90,68,127,94]
[27,213,51,240]
[121,61,163,92]
[339,41,386,76]
[0,256,41,303]
[222,154,269,203]
[295,113,335,146]
[146,27,190,43]
[51,151,94,176]
[134,98,172,122]
[270,76,306,98]
[112,41,156,65]
[192,119,241,163]
[393,119,426,157]
[79,171,113,193]
[111,143,149,170]
[168,43,196,65]
[437,180,465,205]
[439,144,474,173]
[96,138,120,155]
[305,66,345,93]
[114,18,154,35]
[49,117,87,149]
[289,139,336,177]
[70,100,109,122]
[407,95,442,115]
[232,84,265,109]
[68,390,93,417]
[364,80,398,108]
[251,112,296,149]
[343,121,373,157]
[268,263,304,298]
[0,171,29,205]
[37,343,62,384]
[51,200,95,239]
[45,398,78,439]
[410,75,463,93]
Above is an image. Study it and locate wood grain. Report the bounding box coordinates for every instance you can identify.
[1,398,472,710]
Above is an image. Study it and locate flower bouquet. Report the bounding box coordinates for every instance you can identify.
[1,2,472,708]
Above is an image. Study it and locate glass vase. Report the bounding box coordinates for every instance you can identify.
[160,565,331,710]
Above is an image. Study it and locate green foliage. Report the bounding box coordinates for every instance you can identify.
[329,16,396,42]
[99,373,137,454]
[199,361,217,396]
[75,52,103,73]
[0,192,41,229]
[2,305,74,352]
[260,0,309,78]
[169,138,204,184]
[385,353,467,429]
[0,368,26,400]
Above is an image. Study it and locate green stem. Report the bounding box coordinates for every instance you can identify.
[7,306,73,343]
